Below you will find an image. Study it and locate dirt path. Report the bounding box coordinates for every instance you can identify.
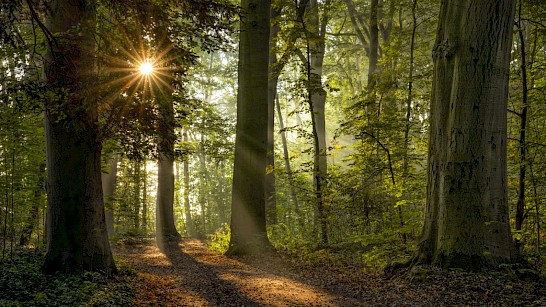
[115,239,546,306]
[115,239,364,306]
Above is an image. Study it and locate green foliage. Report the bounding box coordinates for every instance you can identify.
[206,223,231,254]
[0,249,135,306]
[110,231,152,246]
[268,223,313,251]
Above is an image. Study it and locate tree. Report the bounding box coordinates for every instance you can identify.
[416,0,516,270]
[227,0,272,255]
[102,153,118,237]
[41,0,116,274]
[295,0,330,245]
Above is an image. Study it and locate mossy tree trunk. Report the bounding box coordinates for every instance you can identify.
[417,0,516,271]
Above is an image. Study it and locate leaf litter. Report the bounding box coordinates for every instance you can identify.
[114,239,546,306]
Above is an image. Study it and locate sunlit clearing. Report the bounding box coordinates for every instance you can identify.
[140,61,154,75]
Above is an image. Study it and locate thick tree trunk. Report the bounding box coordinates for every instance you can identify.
[156,152,180,242]
[417,0,516,271]
[102,154,118,237]
[41,0,116,275]
[227,0,272,255]
[156,97,181,243]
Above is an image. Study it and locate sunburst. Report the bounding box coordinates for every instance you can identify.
[139,60,154,75]
[98,27,178,104]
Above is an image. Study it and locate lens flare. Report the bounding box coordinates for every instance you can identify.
[139,61,154,75]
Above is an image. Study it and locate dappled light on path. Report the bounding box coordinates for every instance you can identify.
[115,239,360,306]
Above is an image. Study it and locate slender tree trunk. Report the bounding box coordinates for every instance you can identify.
[218,161,228,224]
[399,0,419,246]
[133,161,141,230]
[265,5,281,226]
[303,0,329,245]
[275,97,302,228]
[227,0,272,255]
[417,0,516,270]
[142,162,148,231]
[515,1,528,254]
[183,130,194,236]
[198,139,208,234]
[41,0,116,275]
[367,0,379,91]
[102,154,118,237]
[19,163,45,246]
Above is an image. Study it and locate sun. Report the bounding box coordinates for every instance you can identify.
[139,60,154,75]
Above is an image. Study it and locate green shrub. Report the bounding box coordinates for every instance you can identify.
[206,223,231,254]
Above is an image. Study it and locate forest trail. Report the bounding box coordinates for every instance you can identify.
[115,239,546,306]
[114,239,364,306]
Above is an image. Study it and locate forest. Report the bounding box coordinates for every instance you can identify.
[1,0,546,305]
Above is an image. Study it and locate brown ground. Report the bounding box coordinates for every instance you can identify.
[114,239,546,306]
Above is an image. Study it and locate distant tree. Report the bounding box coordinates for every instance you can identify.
[227,0,273,255]
[102,154,118,237]
[416,0,516,270]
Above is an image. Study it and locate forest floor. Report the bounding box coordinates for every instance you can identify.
[114,238,546,306]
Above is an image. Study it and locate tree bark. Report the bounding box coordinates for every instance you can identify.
[183,130,194,236]
[156,96,181,243]
[41,0,116,275]
[303,0,329,245]
[142,162,148,231]
[514,1,528,254]
[133,160,141,230]
[417,0,516,271]
[265,5,281,226]
[227,0,272,255]
[102,154,118,237]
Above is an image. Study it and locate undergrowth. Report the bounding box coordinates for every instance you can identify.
[0,248,136,306]
[206,223,231,254]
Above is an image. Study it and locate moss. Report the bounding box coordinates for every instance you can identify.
[433,252,507,272]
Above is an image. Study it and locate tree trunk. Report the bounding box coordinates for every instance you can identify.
[142,162,148,231]
[19,163,45,246]
[227,0,272,255]
[133,160,141,230]
[367,0,379,91]
[514,1,528,254]
[156,96,181,243]
[304,0,329,245]
[275,97,302,228]
[102,154,118,237]
[183,130,194,236]
[41,0,116,275]
[197,138,208,234]
[417,0,516,271]
[266,5,281,226]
